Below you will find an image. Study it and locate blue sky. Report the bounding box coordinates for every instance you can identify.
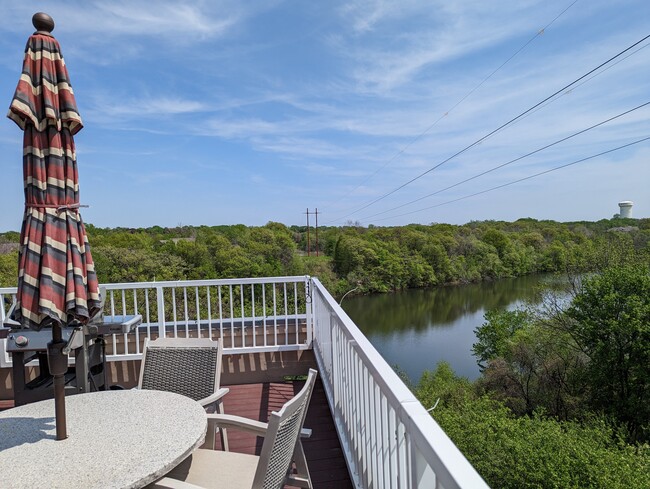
[1,0,649,231]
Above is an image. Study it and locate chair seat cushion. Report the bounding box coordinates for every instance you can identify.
[162,449,259,489]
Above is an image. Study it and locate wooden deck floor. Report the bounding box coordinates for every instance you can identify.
[0,379,353,488]
[217,378,353,489]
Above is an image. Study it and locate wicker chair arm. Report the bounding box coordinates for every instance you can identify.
[207,413,269,436]
[198,387,229,408]
[206,413,311,440]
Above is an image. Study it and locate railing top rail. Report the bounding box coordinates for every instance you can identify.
[101,275,311,289]
[1,276,310,295]
[311,277,488,489]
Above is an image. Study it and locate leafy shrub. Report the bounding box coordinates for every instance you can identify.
[417,364,650,489]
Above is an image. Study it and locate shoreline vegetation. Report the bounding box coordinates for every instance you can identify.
[2,217,649,487]
[416,263,650,488]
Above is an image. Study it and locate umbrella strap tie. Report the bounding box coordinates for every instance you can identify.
[26,203,89,213]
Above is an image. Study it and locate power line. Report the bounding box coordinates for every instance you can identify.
[513,42,650,127]
[359,101,650,220]
[371,136,650,222]
[331,0,581,209]
[330,32,650,224]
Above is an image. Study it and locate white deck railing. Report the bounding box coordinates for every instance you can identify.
[310,277,487,489]
[1,276,312,363]
[1,276,487,488]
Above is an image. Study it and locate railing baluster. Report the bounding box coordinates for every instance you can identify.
[195,286,201,338]
[251,284,256,348]
[121,289,128,354]
[305,278,313,347]
[362,362,371,487]
[110,290,117,353]
[262,283,267,347]
[155,285,165,339]
[229,284,234,347]
[283,283,288,345]
[133,289,141,354]
[240,283,245,348]
[144,288,151,340]
[0,294,5,323]
[183,287,189,338]
[172,288,178,338]
[371,382,381,488]
[293,281,299,345]
[218,286,224,346]
[207,286,212,339]
[273,283,278,346]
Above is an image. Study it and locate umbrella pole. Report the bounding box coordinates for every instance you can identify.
[47,323,68,440]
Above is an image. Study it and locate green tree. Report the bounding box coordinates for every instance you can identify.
[565,266,650,441]
[478,323,588,419]
[473,309,588,419]
[472,309,531,370]
[0,251,18,287]
[92,246,187,283]
[481,228,511,258]
[172,240,216,279]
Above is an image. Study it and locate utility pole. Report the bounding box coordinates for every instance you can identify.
[305,208,311,257]
[314,208,319,257]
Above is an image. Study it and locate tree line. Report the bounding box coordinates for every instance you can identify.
[1,217,649,293]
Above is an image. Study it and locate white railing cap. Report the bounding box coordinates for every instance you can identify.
[100,275,311,289]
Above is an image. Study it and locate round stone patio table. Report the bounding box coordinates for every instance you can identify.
[0,389,207,488]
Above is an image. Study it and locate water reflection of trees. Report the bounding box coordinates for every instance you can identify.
[343,275,558,335]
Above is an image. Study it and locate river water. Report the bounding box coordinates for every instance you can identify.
[341,274,569,383]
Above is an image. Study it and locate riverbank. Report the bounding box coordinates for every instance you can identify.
[342,274,567,382]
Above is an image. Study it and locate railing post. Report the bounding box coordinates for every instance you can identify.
[0,294,5,324]
[0,292,15,325]
[305,276,313,347]
[156,285,166,338]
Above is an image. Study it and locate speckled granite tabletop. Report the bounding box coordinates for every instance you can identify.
[0,389,207,488]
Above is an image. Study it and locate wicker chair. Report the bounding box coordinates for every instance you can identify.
[138,337,230,450]
[150,369,318,489]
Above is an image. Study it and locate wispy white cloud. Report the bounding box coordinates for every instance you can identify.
[1,0,648,230]
[0,1,248,39]
[252,136,356,161]
[92,96,208,118]
[88,3,234,39]
[335,0,548,94]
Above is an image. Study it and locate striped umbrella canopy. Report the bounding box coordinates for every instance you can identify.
[8,15,101,331]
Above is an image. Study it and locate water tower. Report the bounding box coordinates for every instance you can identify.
[618,201,633,218]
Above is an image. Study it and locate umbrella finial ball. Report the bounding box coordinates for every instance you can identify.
[33,12,55,33]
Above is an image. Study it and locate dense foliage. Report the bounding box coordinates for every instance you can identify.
[564,266,650,441]
[416,363,650,489]
[471,265,650,441]
[2,217,648,296]
[413,262,650,487]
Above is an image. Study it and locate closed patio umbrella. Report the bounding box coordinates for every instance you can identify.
[8,12,101,440]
